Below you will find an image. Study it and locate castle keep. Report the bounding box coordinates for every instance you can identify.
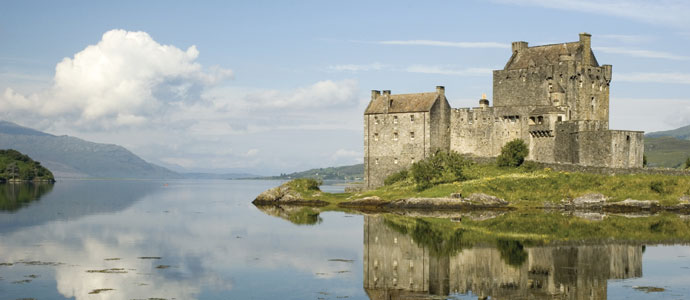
[364,33,644,188]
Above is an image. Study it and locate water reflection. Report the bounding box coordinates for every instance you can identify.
[364,215,643,299]
[0,183,53,211]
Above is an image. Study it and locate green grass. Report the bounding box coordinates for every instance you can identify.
[354,162,690,206]
[645,136,690,168]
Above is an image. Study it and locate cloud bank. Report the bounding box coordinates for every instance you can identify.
[1,29,232,128]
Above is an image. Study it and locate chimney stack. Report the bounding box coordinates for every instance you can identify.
[512,41,528,53]
[371,90,380,100]
[382,90,391,96]
[436,86,445,95]
[579,32,592,65]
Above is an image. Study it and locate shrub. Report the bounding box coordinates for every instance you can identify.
[643,154,648,167]
[650,179,677,194]
[497,139,529,167]
[384,169,408,185]
[288,178,322,192]
[685,157,690,169]
[410,150,471,190]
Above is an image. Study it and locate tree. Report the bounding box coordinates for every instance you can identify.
[410,150,471,190]
[685,157,690,169]
[643,154,648,167]
[5,162,19,180]
[497,139,529,167]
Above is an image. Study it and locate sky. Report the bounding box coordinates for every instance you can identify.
[1,0,690,175]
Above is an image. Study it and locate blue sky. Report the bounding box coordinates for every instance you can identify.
[2,0,690,174]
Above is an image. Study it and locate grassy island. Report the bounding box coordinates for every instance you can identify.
[0,149,55,183]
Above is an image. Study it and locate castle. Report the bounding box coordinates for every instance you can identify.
[364,33,644,188]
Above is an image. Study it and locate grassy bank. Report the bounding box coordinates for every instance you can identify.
[305,162,690,207]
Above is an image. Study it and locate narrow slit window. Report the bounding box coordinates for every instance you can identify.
[393,132,398,140]
[410,132,415,140]
[374,116,379,124]
[374,133,379,141]
[410,114,414,122]
[393,116,398,124]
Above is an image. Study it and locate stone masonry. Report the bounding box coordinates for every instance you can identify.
[364,33,644,188]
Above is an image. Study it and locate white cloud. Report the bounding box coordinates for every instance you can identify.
[0,29,232,128]
[610,97,690,131]
[329,63,386,72]
[331,149,362,163]
[598,34,652,44]
[616,72,690,84]
[239,79,359,109]
[405,65,494,76]
[594,46,689,60]
[378,40,510,49]
[493,0,690,27]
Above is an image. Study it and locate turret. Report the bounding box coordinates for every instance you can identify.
[479,93,489,108]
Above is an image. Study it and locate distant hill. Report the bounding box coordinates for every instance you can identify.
[0,120,181,179]
[182,172,257,179]
[644,136,690,168]
[647,124,690,140]
[261,164,363,181]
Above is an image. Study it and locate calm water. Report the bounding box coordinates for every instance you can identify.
[0,180,688,299]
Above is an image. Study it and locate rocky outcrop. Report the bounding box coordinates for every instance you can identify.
[340,193,510,210]
[252,183,327,206]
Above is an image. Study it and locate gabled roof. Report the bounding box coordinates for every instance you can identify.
[364,92,440,114]
[504,42,599,70]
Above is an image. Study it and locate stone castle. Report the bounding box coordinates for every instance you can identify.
[364,33,644,188]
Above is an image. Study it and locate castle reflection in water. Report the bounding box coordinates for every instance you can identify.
[363,216,642,300]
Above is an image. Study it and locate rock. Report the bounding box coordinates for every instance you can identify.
[572,193,607,207]
[679,195,690,204]
[466,193,508,206]
[252,182,326,206]
[605,199,659,210]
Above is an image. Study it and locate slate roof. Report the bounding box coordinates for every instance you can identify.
[364,92,440,114]
[504,42,599,70]
[529,106,566,116]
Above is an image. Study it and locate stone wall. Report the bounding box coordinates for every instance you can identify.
[364,112,429,188]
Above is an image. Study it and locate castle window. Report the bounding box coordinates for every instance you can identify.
[393,132,398,140]
[389,99,394,107]
[394,158,398,164]
[557,116,563,122]
[537,116,544,124]
[374,133,379,141]
[627,135,631,141]
[529,117,536,125]
[393,116,398,124]
[410,132,415,139]
[375,158,379,165]
[591,97,596,111]
[410,114,414,122]
[374,116,379,124]
[548,83,553,91]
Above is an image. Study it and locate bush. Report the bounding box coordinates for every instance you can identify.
[410,150,471,190]
[650,179,677,194]
[384,169,408,185]
[497,139,529,167]
[288,178,322,192]
[685,157,690,169]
